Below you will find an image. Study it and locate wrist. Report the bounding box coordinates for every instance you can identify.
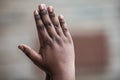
[46,64,75,80]
[52,70,75,80]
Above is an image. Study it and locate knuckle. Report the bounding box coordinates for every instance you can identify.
[44,22,52,27]
[68,38,73,43]
[35,15,41,21]
[39,9,47,16]
[55,37,62,44]
[37,23,45,30]
[60,19,65,24]
[49,12,55,18]
[63,27,68,32]
[54,22,59,28]
[50,36,63,46]
[62,36,72,43]
[44,38,52,46]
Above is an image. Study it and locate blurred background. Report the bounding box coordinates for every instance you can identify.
[0,0,120,80]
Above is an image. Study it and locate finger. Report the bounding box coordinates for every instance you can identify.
[34,10,51,42]
[47,6,64,36]
[34,10,43,46]
[39,4,57,38]
[58,15,71,38]
[18,44,42,64]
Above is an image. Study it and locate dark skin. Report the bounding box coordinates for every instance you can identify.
[18,4,75,80]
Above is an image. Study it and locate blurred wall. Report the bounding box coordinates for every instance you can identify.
[0,0,120,80]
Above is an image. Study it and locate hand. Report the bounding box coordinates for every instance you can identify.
[18,4,75,80]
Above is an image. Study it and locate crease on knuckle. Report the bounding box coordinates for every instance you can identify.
[49,12,55,18]
[54,22,59,28]
[60,19,65,24]
[63,27,68,32]
[53,36,63,45]
[44,22,52,27]
[44,38,53,47]
[35,15,41,20]
[37,24,45,30]
[39,9,47,16]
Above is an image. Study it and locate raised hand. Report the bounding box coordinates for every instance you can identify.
[18,4,75,80]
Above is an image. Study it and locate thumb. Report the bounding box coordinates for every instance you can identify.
[18,44,42,64]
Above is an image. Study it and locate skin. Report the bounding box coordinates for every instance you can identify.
[18,4,75,80]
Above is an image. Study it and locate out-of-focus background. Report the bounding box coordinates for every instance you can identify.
[0,0,120,80]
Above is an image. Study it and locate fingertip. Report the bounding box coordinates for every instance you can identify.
[38,4,46,10]
[18,44,43,64]
[34,10,39,15]
[48,6,54,13]
[58,14,64,19]
[58,14,65,25]
[18,44,25,51]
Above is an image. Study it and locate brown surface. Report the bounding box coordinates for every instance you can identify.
[72,32,108,73]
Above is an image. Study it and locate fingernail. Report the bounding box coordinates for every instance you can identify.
[39,4,45,10]
[34,10,38,15]
[49,6,53,12]
[59,15,64,19]
[18,44,24,51]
